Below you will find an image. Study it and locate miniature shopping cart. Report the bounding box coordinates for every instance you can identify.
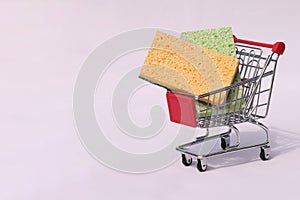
[166,36,285,172]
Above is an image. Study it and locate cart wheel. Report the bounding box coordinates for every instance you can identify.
[181,154,192,166]
[221,135,230,150]
[260,146,270,161]
[197,159,207,172]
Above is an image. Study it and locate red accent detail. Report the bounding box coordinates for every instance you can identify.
[166,92,197,127]
[233,35,285,55]
[272,42,285,55]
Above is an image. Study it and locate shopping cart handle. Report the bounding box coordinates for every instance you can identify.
[233,35,285,55]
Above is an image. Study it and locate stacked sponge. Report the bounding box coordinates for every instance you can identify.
[181,27,237,58]
[139,29,240,105]
[180,27,245,116]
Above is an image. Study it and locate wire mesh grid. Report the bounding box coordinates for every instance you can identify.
[196,44,279,128]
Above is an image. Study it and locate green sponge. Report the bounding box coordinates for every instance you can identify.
[195,73,246,118]
[181,27,245,118]
[181,27,236,58]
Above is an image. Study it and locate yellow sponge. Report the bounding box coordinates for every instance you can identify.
[139,31,239,105]
[143,48,208,95]
[140,64,194,94]
[204,49,239,89]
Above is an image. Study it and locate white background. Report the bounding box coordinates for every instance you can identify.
[1,0,300,199]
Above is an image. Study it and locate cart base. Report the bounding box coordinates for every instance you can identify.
[176,118,270,172]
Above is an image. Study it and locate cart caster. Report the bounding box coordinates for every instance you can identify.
[181,154,192,166]
[197,158,207,172]
[260,146,270,161]
[221,134,230,150]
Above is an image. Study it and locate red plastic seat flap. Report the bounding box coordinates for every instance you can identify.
[166,92,197,127]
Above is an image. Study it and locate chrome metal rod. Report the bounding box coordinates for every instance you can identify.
[243,53,274,118]
[248,118,270,143]
[200,141,269,158]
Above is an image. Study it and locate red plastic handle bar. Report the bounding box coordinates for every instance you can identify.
[233,35,285,55]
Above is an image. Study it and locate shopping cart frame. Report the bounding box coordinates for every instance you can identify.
[166,36,285,172]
